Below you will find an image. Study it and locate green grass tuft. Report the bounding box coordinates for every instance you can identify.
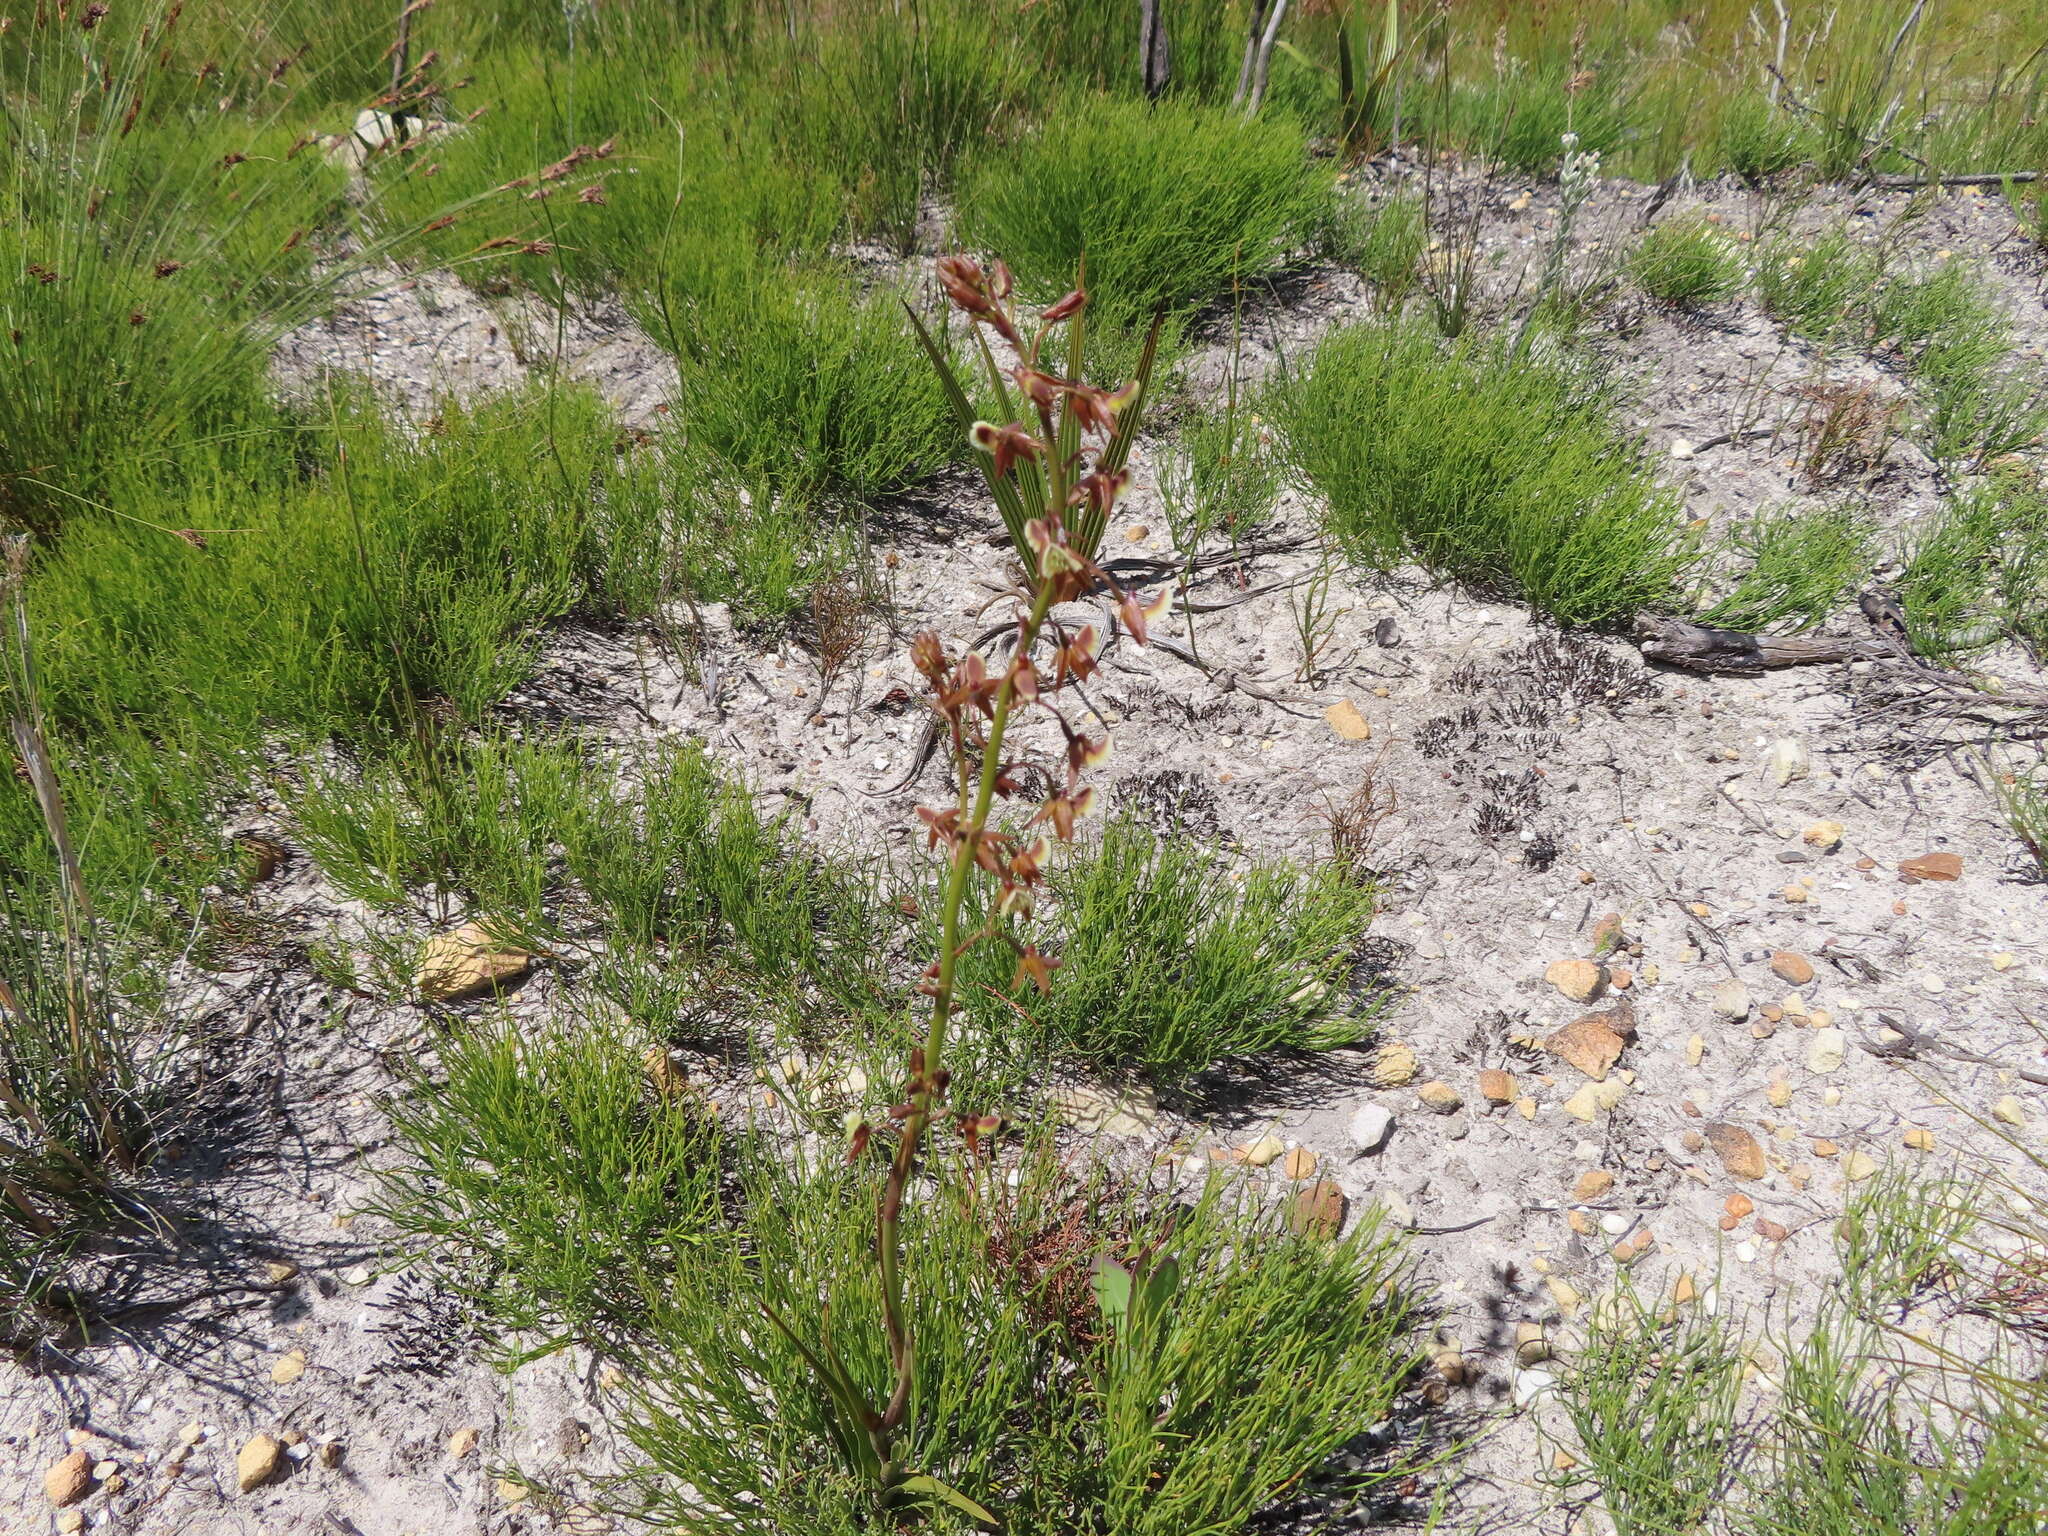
[1699,503,1875,633]
[620,1145,1420,1534]
[954,816,1379,1088]
[1325,190,1426,315]
[958,92,1331,336]
[1277,323,1692,626]
[1897,476,2048,661]
[1628,214,1746,307]
[372,1016,725,1357]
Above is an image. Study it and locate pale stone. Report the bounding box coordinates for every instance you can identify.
[1348,1102,1395,1153]
[1417,1081,1463,1114]
[448,1428,480,1459]
[1802,820,1844,850]
[1705,1122,1767,1180]
[1242,1134,1285,1167]
[1544,958,1606,1002]
[1370,1042,1420,1087]
[269,1348,306,1386]
[1768,738,1810,787]
[1561,1083,1602,1121]
[44,1450,92,1507]
[1805,1028,1846,1075]
[1711,979,1751,1020]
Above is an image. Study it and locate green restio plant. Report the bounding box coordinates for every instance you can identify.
[1328,191,1426,314]
[1628,214,1745,307]
[1699,503,1874,633]
[1277,322,1691,626]
[958,93,1330,335]
[951,815,1379,1088]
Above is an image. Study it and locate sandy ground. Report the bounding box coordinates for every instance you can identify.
[6,166,2046,1536]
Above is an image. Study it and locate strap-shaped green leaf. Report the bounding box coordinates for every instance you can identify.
[904,300,1033,557]
[1074,309,1165,559]
[1091,1253,1133,1328]
[756,1297,884,1480]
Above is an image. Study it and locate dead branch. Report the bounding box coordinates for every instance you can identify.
[1866,170,2043,189]
[1858,1014,2048,1089]
[1634,615,1895,673]
[1245,0,1291,114]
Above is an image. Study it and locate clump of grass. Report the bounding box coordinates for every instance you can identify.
[1877,273,2048,465]
[1755,227,1885,341]
[372,1016,724,1358]
[28,387,640,745]
[1759,241,2043,464]
[1897,476,2048,661]
[621,1145,1420,1535]
[958,92,1331,336]
[1714,91,1811,182]
[1999,765,2048,878]
[1173,401,1284,548]
[290,734,881,1003]
[1426,61,1636,174]
[1326,190,1426,314]
[1,36,358,532]
[665,275,962,501]
[1561,1170,2048,1534]
[1276,323,1691,626]
[1699,503,1875,632]
[783,11,1025,254]
[1557,1286,1745,1536]
[1628,214,1745,307]
[955,816,1379,1088]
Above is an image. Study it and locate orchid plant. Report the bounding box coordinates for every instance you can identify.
[763,257,1167,1528]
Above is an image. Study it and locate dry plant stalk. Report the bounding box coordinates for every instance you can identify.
[1793,378,1896,483]
[808,571,872,712]
[763,256,1164,1525]
[1322,755,1397,882]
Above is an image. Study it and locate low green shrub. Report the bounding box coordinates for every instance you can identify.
[1699,503,1874,632]
[1277,323,1691,626]
[958,92,1331,333]
[1628,214,1745,307]
[1879,274,2048,464]
[1559,1172,2048,1535]
[1755,227,1885,341]
[781,12,1025,253]
[943,817,1377,1089]
[373,1016,725,1357]
[1326,191,1426,314]
[1423,67,1635,173]
[622,1145,1419,1534]
[290,735,883,999]
[664,275,961,500]
[1897,476,2048,660]
[3,90,354,532]
[1714,91,1811,182]
[558,742,877,989]
[27,388,641,745]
